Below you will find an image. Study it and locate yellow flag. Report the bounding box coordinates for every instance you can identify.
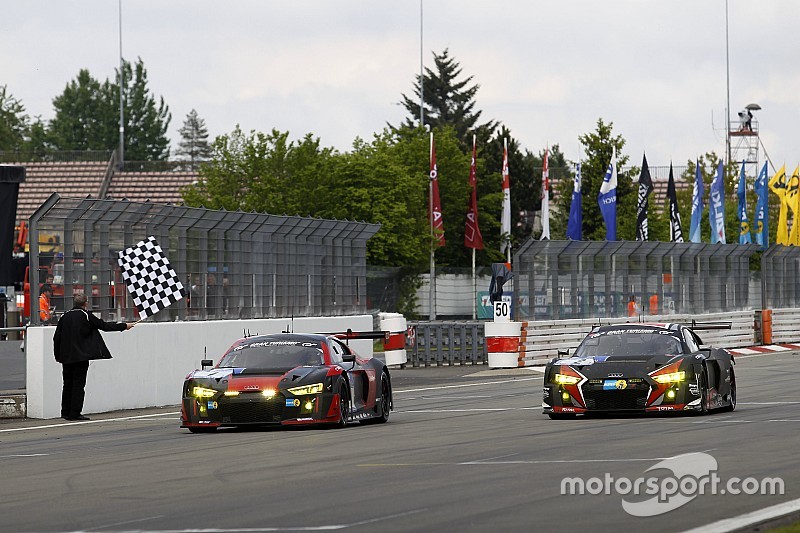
[791,166,800,245]
[769,164,788,245]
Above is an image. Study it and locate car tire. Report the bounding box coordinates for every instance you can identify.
[363,372,391,425]
[722,368,736,412]
[336,383,350,428]
[698,368,709,415]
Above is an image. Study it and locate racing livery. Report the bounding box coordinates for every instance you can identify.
[542,323,736,418]
[181,332,392,432]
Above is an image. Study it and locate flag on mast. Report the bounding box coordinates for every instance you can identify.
[768,164,788,245]
[667,164,684,242]
[736,160,752,244]
[500,138,511,258]
[566,162,582,240]
[597,147,618,241]
[788,165,800,245]
[753,161,769,248]
[429,133,445,247]
[635,153,653,241]
[540,147,550,240]
[709,160,726,244]
[464,135,483,249]
[689,160,705,243]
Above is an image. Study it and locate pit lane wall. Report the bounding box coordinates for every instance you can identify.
[518,311,754,366]
[25,315,373,419]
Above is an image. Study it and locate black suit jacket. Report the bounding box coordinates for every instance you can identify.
[53,307,127,364]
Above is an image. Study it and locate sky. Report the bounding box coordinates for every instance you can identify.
[4,0,800,177]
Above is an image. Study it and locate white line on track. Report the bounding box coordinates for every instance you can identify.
[0,412,180,433]
[681,497,800,533]
[0,377,541,433]
[399,407,538,413]
[67,508,428,532]
[0,453,49,458]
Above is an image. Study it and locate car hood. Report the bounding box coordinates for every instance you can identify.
[552,354,684,378]
[188,365,320,390]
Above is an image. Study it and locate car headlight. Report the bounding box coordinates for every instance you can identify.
[287,383,324,395]
[192,386,217,398]
[653,371,685,384]
[554,373,580,385]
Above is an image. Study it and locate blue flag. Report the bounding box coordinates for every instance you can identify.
[689,160,704,243]
[597,148,617,241]
[709,160,726,244]
[737,160,752,244]
[567,162,582,240]
[753,161,769,248]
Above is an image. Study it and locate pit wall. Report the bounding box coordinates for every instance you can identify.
[26,315,373,419]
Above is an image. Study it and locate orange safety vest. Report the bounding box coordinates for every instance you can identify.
[39,293,52,322]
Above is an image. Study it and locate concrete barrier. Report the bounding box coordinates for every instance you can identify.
[379,312,407,366]
[26,315,373,419]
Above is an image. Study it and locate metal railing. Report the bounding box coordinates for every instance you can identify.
[406,321,486,366]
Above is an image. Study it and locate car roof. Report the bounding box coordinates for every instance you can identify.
[239,333,331,344]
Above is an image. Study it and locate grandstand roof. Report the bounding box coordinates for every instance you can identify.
[12,160,197,222]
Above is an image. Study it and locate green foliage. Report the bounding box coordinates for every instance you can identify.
[0,85,30,151]
[175,109,212,169]
[552,119,634,240]
[48,58,171,160]
[397,48,497,145]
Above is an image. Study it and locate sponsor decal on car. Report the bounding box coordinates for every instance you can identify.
[603,379,628,390]
[285,398,300,407]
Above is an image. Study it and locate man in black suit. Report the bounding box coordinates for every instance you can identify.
[53,294,134,421]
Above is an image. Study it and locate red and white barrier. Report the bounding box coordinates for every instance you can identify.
[379,312,407,366]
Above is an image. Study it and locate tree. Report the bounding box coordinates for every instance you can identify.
[397,49,497,145]
[175,109,212,170]
[48,58,171,160]
[552,119,634,241]
[0,85,32,152]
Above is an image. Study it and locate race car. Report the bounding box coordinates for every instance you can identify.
[542,323,736,418]
[181,331,392,432]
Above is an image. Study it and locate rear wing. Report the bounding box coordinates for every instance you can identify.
[321,328,390,344]
[679,321,732,331]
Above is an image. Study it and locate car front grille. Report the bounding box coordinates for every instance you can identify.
[583,389,647,410]
[219,394,285,423]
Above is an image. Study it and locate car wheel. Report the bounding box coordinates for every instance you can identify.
[698,369,709,415]
[722,369,736,412]
[336,383,350,428]
[364,373,391,425]
[188,426,217,433]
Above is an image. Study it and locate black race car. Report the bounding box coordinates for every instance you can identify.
[542,323,736,418]
[181,332,392,432]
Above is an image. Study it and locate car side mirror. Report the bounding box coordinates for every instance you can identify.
[342,354,356,363]
[557,349,570,357]
[201,359,214,369]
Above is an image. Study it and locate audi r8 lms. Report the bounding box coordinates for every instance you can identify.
[542,323,736,418]
[181,332,392,432]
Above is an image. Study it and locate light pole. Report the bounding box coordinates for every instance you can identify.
[118,0,125,170]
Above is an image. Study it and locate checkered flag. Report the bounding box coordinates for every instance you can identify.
[117,236,184,319]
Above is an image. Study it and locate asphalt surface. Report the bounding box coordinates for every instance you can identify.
[0,351,799,532]
[0,338,25,392]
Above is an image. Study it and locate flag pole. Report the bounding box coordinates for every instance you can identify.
[471,248,476,320]
[429,132,435,320]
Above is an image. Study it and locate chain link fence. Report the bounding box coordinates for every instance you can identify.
[28,194,379,324]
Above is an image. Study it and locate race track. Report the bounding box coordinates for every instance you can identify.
[1,351,798,533]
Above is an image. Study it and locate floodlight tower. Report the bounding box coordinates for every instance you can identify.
[728,103,761,177]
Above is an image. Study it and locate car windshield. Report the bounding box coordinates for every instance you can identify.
[219,340,324,370]
[574,330,683,357]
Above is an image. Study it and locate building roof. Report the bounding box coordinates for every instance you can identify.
[12,160,198,222]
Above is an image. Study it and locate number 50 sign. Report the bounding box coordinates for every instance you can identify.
[493,300,511,322]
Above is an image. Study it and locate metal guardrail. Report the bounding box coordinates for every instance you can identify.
[407,321,486,367]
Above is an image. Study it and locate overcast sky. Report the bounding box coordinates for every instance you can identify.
[4,1,799,175]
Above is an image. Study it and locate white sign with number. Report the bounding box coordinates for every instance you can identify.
[493,301,511,322]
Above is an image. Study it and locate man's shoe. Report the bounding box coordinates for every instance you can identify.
[65,415,90,421]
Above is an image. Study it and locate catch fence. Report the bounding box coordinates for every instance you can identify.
[28,194,379,325]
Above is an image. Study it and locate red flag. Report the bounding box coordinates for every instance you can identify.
[430,133,445,247]
[464,136,483,249]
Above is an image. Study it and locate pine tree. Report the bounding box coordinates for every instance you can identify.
[176,109,212,170]
[396,49,496,145]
